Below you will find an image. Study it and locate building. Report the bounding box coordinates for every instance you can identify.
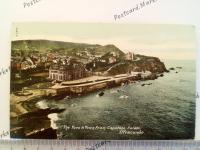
[125,52,135,60]
[49,61,89,81]
[11,61,21,71]
[11,57,36,71]
[108,57,117,64]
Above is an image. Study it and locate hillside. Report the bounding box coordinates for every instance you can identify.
[11,40,125,58]
[11,39,167,76]
[95,44,124,57]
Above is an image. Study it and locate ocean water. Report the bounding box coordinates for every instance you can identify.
[37,59,196,139]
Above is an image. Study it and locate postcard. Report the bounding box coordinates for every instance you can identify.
[10,23,197,139]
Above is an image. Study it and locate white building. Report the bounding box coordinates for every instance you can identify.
[125,52,135,60]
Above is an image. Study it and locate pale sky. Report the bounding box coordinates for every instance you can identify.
[12,23,197,60]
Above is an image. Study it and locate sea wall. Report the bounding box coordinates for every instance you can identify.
[50,74,150,96]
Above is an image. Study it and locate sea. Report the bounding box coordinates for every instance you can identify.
[37,59,196,140]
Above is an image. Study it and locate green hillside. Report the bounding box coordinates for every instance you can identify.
[11,40,125,57]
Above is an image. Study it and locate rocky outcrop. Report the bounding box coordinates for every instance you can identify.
[10,127,57,139]
[106,55,167,75]
[10,102,65,139]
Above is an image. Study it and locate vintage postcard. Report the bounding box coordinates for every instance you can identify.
[10,23,196,139]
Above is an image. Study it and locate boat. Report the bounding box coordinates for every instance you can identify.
[119,95,129,99]
[117,89,126,93]
[141,83,152,86]
[64,96,71,100]
[98,91,104,97]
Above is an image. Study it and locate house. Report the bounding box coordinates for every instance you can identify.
[11,57,36,71]
[49,61,89,81]
[11,61,21,71]
[109,57,117,64]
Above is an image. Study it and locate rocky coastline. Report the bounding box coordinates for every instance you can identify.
[10,70,167,139]
[10,40,171,139]
[10,94,65,139]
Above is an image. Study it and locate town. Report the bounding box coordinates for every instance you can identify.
[11,45,142,96]
[11,48,135,81]
[11,40,167,97]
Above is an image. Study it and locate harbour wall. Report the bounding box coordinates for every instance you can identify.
[49,74,153,96]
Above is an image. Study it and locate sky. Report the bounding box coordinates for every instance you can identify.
[11,22,197,60]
